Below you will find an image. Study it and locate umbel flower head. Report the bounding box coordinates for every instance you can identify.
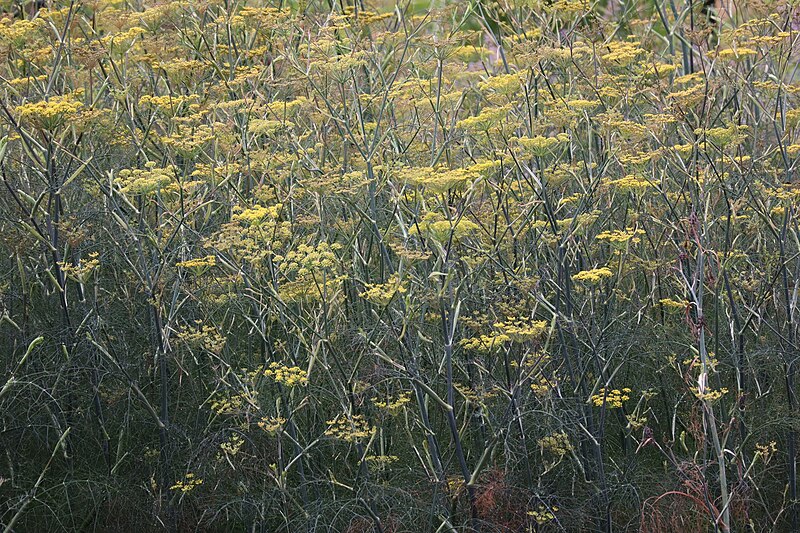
[170,472,203,493]
[494,317,548,342]
[16,91,84,130]
[414,212,480,244]
[263,362,308,387]
[359,274,407,306]
[591,387,632,408]
[115,163,177,195]
[572,267,613,284]
[511,133,570,157]
[324,414,375,442]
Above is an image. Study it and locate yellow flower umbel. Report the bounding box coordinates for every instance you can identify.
[248,119,285,136]
[511,133,570,157]
[359,274,407,306]
[530,375,557,397]
[397,164,486,194]
[232,204,283,226]
[0,17,46,47]
[373,391,412,415]
[545,0,589,17]
[528,504,559,525]
[450,44,490,63]
[695,386,728,402]
[715,47,757,61]
[58,252,100,283]
[595,228,645,245]
[695,123,749,148]
[273,242,345,302]
[207,202,291,269]
[364,455,400,470]
[538,430,573,458]
[602,174,654,193]
[414,212,481,244]
[263,362,308,387]
[571,267,613,284]
[324,414,375,442]
[139,93,199,116]
[161,124,216,155]
[477,73,525,97]
[660,298,689,312]
[115,163,177,195]
[591,387,632,408]
[170,472,203,493]
[209,391,258,415]
[459,333,510,353]
[755,441,778,465]
[16,91,84,131]
[276,242,341,278]
[455,105,512,133]
[494,317,548,342]
[219,434,244,456]
[601,40,644,66]
[176,321,226,355]
[258,416,287,435]
[176,255,216,276]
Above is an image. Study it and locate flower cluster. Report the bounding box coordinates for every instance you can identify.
[219,434,244,456]
[210,391,257,415]
[511,133,570,156]
[572,267,614,284]
[263,362,308,387]
[258,416,286,435]
[528,504,559,525]
[209,201,291,267]
[530,375,557,397]
[16,92,84,130]
[232,204,282,226]
[373,391,412,415]
[359,274,407,306]
[755,441,778,465]
[364,455,399,468]
[170,473,203,493]
[115,163,176,195]
[660,298,689,311]
[455,105,512,132]
[414,212,481,244]
[494,317,548,342]
[58,252,100,283]
[459,333,510,353]
[695,387,728,402]
[454,382,497,404]
[176,255,216,270]
[695,123,749,147]
[161,124,217,154]
[595,228,645,244]
[603,174,654,192]
[538,431,573,458]
[176,321,226,355]
[591,387,632,408]
[324,414,375,442]
[275,242,341,278]
[397,161,497,194]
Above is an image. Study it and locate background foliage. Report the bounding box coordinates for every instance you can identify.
[1,0,799,531]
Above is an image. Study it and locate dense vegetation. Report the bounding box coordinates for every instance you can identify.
[1,0,799,531]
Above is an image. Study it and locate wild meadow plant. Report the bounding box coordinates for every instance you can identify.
[0,0,799,531]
